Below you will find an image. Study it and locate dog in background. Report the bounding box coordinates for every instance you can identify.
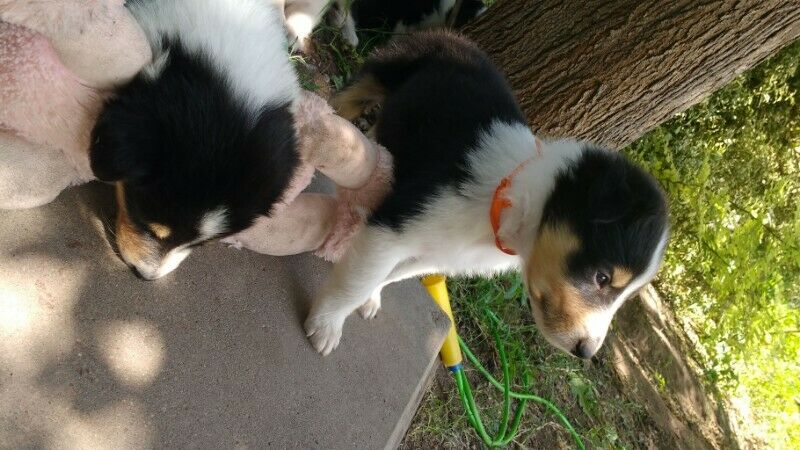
[277,0,486,51]
[271,0,353,51]
[350,0,486,35]
[90,0,300,279]
[305,32,670,358]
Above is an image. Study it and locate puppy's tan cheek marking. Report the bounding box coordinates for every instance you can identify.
[552,282,592,331]
[611,266,633,288]
[526,224,583,332]
[115,183,156,264]
[148,223,171,240]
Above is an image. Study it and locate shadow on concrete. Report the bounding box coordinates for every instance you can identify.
[0,182,448,449]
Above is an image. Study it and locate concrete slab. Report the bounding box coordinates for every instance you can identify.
[0,183,449,449]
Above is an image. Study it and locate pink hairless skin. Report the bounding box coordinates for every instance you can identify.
[223,91,394,262]
[0,0,151,209]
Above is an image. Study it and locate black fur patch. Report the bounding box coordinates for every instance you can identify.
[542,147,669,296]
[448,0,486,27]
[358,31,525,229]
[91,41,299,248]
[351,0,484,31]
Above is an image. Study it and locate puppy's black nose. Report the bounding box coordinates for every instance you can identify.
[571,340,592,359]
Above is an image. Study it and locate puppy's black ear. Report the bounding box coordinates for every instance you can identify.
[89,108,148,183]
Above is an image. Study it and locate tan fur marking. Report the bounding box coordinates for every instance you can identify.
[611,266,633,288]
[331,75,386,120]
[115,183,154,264]
[148,223,172,240]
[552,281,591,331]
[526,224,586,332]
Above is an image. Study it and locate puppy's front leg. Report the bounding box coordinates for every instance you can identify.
[358,259,436,320]
[305,226,406,355]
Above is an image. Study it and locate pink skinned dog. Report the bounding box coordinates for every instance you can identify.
[0,0,151,209]
[223,91,394,262]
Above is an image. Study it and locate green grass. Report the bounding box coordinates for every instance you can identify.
[624,39,800,448]
[403,274,657,449]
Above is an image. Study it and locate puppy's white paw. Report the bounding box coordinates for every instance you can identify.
[304,313,345,355]
[358,293,381,320]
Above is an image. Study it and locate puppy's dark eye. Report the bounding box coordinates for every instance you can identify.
[595,271,610,288]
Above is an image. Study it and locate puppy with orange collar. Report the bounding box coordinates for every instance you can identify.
[305,31,669,358]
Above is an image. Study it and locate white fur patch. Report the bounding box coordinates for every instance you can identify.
[465,122,585,256]
[129,0,298,113]
[199,207,229,240]
[153,247,192,280]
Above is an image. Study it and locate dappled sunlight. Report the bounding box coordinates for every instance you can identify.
[96,320,165,389]
[286,12,314,42]
[1,382,152,450]
[0,255,84,378]
[607,288,730,448]
[0,184,157,448]
[0,286,32,333]
[0,180,447,448]
[49,397,153,450]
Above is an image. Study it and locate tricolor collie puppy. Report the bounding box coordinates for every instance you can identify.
[306,32,669,358]
[90,0,299,279]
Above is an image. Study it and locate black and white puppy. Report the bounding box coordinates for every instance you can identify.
[306,32,669,358]
[350,0,487,34]
[91,0,300,280]
[277,0,486,51]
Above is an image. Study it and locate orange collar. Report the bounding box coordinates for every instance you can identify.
[490,138,543,255]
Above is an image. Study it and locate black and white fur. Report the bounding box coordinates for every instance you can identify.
[350,0,486,35]
[307,32,669,358]
[271,0,354,51]
[90,0,300,279]
[276,0,486,51]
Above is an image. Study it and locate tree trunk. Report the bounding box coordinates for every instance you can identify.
[464,0,800,149]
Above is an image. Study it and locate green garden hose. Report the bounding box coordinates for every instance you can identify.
[422,274,586,449]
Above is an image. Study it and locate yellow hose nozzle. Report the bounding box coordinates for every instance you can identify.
[422,274,463,371]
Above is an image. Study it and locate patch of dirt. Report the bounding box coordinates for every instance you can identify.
[607,286,742,449]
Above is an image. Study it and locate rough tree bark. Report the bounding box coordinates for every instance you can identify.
[464,0,800,149]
